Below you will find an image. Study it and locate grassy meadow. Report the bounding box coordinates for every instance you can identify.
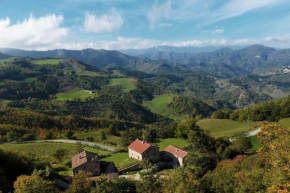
[31,59,63,65]
[144,94,187,121]
[154,138,189,151]
[56,89,93,101]
[279,118,290,127]
[107,78,136,92]
[74,131,121,146]
[197,119,257,137]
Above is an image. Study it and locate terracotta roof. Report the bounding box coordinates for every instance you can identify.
[164,145,188,158]
[72,151,99,169]
[128,139,158,154]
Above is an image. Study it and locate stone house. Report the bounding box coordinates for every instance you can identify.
[128,139,159,162]
[72,151,101,176]
[164,145,188,166]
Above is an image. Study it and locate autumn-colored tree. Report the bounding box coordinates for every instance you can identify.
[257,123,290,191]
[14,174,57,193]
[66,171,92,193]
[162,167,204,193]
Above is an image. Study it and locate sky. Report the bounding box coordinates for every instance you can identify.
[0,0,290,50]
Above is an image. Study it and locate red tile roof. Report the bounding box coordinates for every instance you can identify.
[164,145,188,158]
[72,151,99,169]
[128,139,158,154]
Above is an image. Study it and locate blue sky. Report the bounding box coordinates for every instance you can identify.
[0,0,290,50]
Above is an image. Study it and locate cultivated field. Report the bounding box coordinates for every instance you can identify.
[197,119,257,137]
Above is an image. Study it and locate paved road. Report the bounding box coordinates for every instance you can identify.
[247,128,261,137]
[33,139,115,151]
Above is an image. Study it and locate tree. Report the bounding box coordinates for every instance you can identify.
[142,128,157,142]
[107,125,119,136]
[99,131,107,141]
[44,131,53,140]
[120,127,142,147]
[93,175,137,193]
[14,174,57,193]
[65,130,74,139]
[74,142,83,153]
[231,136,252,154]
[137,160,161,193]
[66,171,92,193]
[52,148,67,164]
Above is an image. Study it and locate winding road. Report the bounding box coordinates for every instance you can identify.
[32,139,116,151]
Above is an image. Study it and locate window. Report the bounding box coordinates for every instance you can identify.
[84,167,86,170]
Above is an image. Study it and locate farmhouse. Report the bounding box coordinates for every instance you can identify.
[164,145,188,166]
[128,139,159,162]
[72,151,100,176]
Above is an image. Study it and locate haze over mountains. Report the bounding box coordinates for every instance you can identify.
[1,44,290,78]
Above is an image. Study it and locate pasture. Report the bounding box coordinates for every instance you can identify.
[107,78,136,92]
[56,89,93,101]
[197,119,257,137]
[143,94,187,121]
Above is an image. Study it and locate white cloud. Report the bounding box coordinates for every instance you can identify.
[84,8,124,33]
[148,0,171,29]
[212,0,281,23]
[0,14,67,50]
[212,26,224,34]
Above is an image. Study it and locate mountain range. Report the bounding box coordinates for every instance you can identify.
[1,44,290,78]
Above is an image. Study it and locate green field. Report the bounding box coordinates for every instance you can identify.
[56,90,93,101]
[249,136,262,152]
[0,142,111,176]
[0,99,11,105]
[102,152,138,170]
[279,118,290,127]
[107,78,136,92]
[31,59,63,65]
[197,119,257,137]
[154,138,189,151]
[74,131,121,146]
[144,94,187,121]
[0,57,16,65]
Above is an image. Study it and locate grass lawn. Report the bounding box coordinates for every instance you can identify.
[279,118,290,127]
[107,78,136,92]
[144,94,187,121]
[154,138,190,151]
[31,59,63,65]
[56,89,93,101]
[197,119,257,137]
[101,152,138,170]
[249,136,262,152]
[74,131,121,146]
